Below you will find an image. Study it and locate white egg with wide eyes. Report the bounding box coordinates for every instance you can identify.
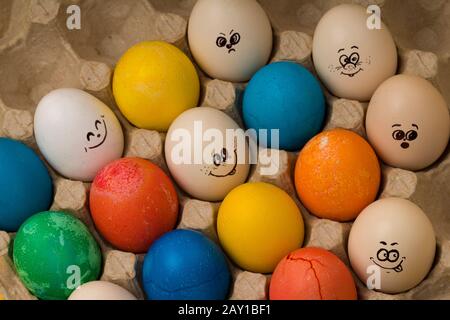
[348,198,436,294]
[366,74,450,171]
[188,0,273,82]
[34,88,124,182]
[312,4,398,101]
[68,281,137,300]
[165,107,250,202]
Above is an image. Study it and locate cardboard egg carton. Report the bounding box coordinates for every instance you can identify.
[0,0,449,300]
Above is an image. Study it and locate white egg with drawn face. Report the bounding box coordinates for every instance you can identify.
[165,107,250,202]
[188,0,273,82]
[34,88,124,182]
[312,4,398,101]
[348,198,436,294]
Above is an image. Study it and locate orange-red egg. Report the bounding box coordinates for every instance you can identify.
[295,129,380,221]
[269,247,357,300]
[90,158,178,253]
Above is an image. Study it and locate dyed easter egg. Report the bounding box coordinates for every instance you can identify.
[13,211,102,300]
[217,182,304,273]
[68,281,137,300]
[142,229,230,300]
[270,247,357,300]
[243,62,326,151]
[113,41,200,131]
[0,138,53,231]
[295,129,380,221]
[89,158,179,253]
[34,88,124,182]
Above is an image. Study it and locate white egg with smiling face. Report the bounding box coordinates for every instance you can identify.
[188,0,273,82]
[34,88,124,182]
[312,4,398,101]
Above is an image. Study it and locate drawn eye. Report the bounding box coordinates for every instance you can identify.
[213,153,222,166]
[377,249,389,262]
[230,33,240,45]
[221,148,228,161]
[86,132,95,142]
[94,120,101,130]
[392,130,405,141]
[388,250,399,262]
[339,55,349,67]
[406,130,418,141]
[349,52,360,64]
[216,36,227,48]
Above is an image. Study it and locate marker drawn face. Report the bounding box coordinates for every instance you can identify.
[201,146,238,178]
[370,241,406,273]
[85,115,108,152]
[216,30,241,54]
[328,45,371,78]
[391,124,419,150]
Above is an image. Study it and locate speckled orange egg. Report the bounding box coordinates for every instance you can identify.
[295,129,380,221]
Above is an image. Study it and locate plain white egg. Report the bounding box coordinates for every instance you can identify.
[165,107,250,202]
[68,281,137,300]
[348,198,436,294]
[188,0,273,82]
[366,74,450,171]
[312,4,398,101]
[34,88,124,182]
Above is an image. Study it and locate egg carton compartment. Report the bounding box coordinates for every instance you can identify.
[1,0,449,300]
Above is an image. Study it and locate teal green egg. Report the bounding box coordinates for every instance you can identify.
[13,211,102,300]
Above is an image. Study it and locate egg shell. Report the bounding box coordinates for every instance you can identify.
[13,211,102,300]
[348,198,436,294]
[243,62,326,151]
[312,4,397,101]
[68,281,137,300]
[113,41,200,131]
[34,88,124,182]
[217,182,304,274]
[270,247,357,300]
[188,0,273,82]
[366,74,450,171]
[0,138,53,231]
[142,229,230,300]
[165,107,250,202]
[89,158,179,254]
[295,129,380,221]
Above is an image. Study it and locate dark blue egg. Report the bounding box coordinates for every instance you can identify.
[0,138,53,231]
[243,61,326,151]
[142,229,230,300]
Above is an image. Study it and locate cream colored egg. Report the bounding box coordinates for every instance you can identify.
[312,4,397,101]
[165,107,250,202]
[348,198,436,294]
[188,0,273,82]
[34,88,124,182]
[68,281,137,300]
[366,75,450,171]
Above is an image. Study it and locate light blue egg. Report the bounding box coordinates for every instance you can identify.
[0,138,53,231]
[142,229,230,300]
[243,61,326,151]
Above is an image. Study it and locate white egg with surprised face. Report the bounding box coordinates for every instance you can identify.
[188,0,273,82]
[34,88,124,182]
[312,4,398,101]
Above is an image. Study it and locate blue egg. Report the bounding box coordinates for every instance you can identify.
[0,138,53,231]
[243,62,326,151]
[142,229,230,300]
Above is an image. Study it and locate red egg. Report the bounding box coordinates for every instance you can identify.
[270,247,357,300]
[90,158,179,253]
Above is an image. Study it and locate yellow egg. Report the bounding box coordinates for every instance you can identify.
[217,182,304,273]
[112,41,200,131]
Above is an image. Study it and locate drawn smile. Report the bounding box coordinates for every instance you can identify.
[209,148,238,178]
[84,116,108,152]
[370,257,405,273]
[341,68,363,77]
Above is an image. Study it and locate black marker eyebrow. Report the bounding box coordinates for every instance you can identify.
[338,48,345,53]
[392,124,401,127]
[219,33,225,36]
[391,242,398,246]
[230,29,234,35]
[412,124,419,129]
[351,45,359,49]
[380,241,387,245]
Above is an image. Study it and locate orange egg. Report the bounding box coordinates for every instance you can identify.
[269,247,357,300]
[295,129,380,221]
[90,158,179,253]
